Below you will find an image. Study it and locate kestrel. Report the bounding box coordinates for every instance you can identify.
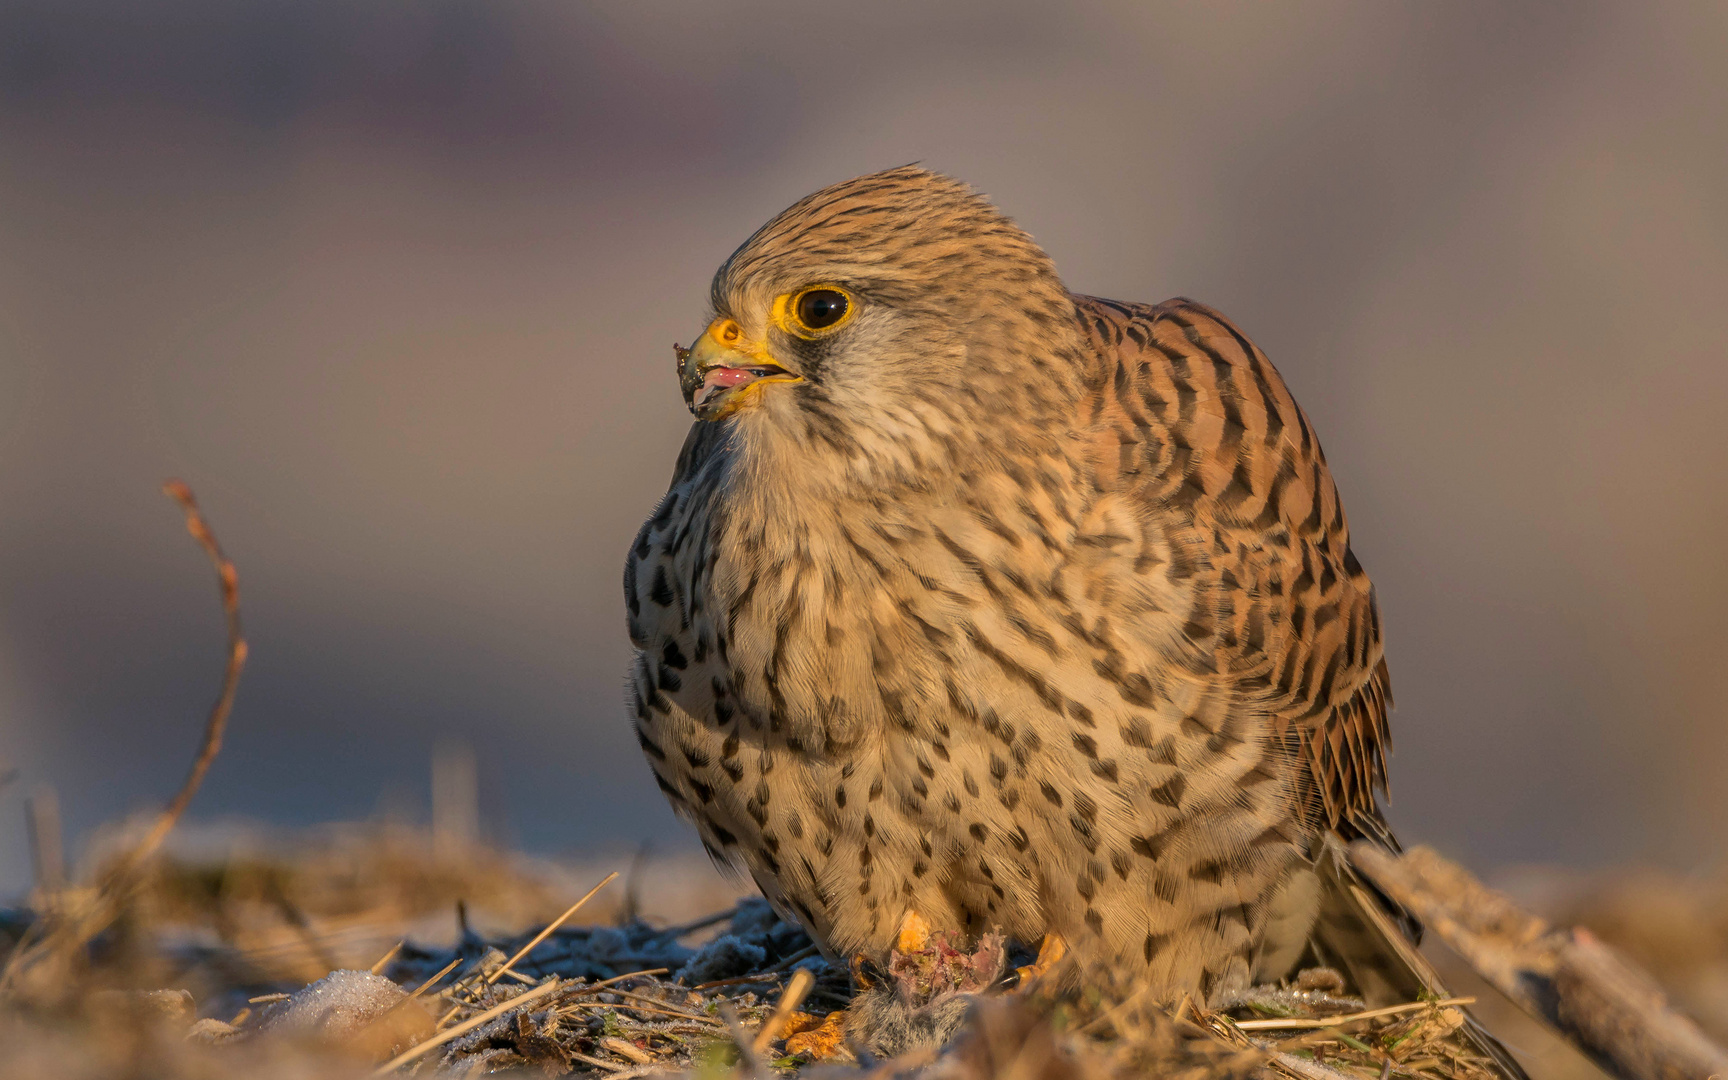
[624,167,1504,1058]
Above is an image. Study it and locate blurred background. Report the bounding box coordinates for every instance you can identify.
[0,0,1724,899]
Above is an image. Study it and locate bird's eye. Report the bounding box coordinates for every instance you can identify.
[792,288,851,333]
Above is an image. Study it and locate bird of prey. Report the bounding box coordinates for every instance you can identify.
[624,166,1515,1065]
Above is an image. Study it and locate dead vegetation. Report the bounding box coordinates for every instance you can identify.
[0,838,1522,1080]
[3,484,1724,1080]
[1354,845,1728,1080]
[8,819,1727,1080]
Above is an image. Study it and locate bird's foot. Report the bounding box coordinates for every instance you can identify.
[801,910,1015,1060]
[786,911,943,1061]
[781,1009,849,1059]
[1003,932,1068,990]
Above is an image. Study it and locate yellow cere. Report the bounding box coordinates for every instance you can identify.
[694,314,804,419]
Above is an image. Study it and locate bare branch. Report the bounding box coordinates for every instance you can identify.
[1351,842,1728,1080]
[123,480,248,872]
[0,481,247,999]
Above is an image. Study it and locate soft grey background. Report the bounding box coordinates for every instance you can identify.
[1,1,1724,896]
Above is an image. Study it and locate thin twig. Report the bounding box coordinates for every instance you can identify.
[373,978,563,1075]
[1234,997,1476,1031]
[695,971,788,991]
[692,948,816,993]
[752,968,815,1054]
[603,988,722,1023]
[406,958,464,1003]
[766,944,820,973]
[597,1063,676,1080]
[717,1001,766,1075]
[435,999,465,1030]
[551,968,671,1002]
[561,998,722,1025]
[601,1035,656,1065]
[489,872,619,985]
[125,479,248,873]
[569,1049,629,1073]
[370,940,404,975]
[647,907,738,940]
[0,481,246,998]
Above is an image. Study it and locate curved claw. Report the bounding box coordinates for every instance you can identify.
[1009,932,1067,989]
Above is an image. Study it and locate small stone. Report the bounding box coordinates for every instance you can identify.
[259,969,433,1060]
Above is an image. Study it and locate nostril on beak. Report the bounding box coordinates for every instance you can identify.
[716,319,742,345]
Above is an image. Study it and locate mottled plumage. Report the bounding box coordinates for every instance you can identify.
[624,166,1398,1005]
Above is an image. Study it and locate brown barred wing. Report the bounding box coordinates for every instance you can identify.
[1071,294,1393,837]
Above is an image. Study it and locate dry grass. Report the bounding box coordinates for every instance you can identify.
[5,806,1727,1080]
[3,484,1720,1080]
[0,822,1553,1079]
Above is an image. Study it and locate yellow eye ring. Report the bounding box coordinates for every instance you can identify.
[777,285,855,337]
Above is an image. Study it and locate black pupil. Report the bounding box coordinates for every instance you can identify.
[797,290,848,329]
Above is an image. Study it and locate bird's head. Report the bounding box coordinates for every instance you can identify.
[677,167,1086,437]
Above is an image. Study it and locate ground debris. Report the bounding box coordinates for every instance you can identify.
[9,825,1723,1080]
[1207,990,1497,1080]
[0,874,1516,1080]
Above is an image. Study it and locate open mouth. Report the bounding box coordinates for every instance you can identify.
[677,317,801,420]
[693,364,792,415]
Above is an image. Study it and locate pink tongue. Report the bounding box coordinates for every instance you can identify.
[697,367,759,410]
[704,367,757,390]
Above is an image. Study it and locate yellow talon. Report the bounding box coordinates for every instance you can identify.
[1012,932,1068,987]
[782,1009,848,1058]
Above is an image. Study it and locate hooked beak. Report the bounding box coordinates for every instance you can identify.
[676,318,800,420]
